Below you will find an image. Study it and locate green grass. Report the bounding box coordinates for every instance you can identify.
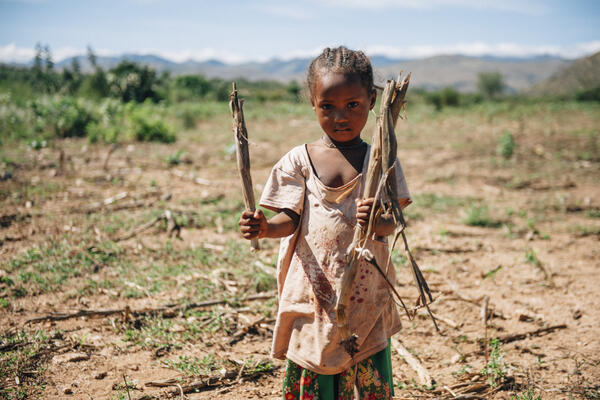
[0,329,53,400]
[511,388,541,400]
[412,193,469,213]
[462,204,502,228]
[481,338,508,387]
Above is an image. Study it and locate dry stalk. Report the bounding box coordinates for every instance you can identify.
[230,82,259,250]
[336,73,438,357]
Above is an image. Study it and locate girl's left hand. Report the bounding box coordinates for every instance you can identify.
[356,197,375,227]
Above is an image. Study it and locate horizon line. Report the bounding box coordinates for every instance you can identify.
[1,41,599,65]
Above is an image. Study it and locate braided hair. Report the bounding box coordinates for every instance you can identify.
[307,46,374,97]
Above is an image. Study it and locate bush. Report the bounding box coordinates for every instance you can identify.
[127,105,175,143]
[575,86,600,102]
[426,86,461,110]
[497,131,515,159]
[30,96,96,138]
[477,72,505,99]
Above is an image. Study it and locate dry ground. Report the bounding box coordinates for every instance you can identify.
[1,100,599,399]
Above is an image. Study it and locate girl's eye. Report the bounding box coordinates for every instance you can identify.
[348,102,359,109]
[320,104,332,110]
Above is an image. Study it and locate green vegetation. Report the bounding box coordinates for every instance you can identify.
[511,388,541,400]
[462,204,502,228]
[481,338,508,387]
[497,131,515,159]
[478,72,505,99]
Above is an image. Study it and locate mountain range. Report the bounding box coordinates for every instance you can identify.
[54,53,577,93]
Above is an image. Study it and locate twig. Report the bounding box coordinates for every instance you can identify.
[497,324,567,344]
[112,215,163,242]
[123,374,132,400]
[103,143,119,171]
[392,337,432,387]
[230,82,259,251]
[25,292,275,324]
[481,296,490,363]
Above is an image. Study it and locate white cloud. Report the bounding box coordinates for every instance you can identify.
[0,43,117,63]
[319,0,548,15]
[365,41,600,59]
[2,41,599,64]
[0,43,34,63]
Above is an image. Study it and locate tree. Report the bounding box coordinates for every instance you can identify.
[477,72,505,99]
[107,60,163,103]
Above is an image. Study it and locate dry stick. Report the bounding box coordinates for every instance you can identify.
[123,374,132,400]
[230,82,259,250]
[112,214,163,242]
[481,295,490,363]
[391,337,432,387]
[25,292,275,324]
[497,324,567,344]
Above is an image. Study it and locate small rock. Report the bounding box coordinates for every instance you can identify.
[573,309,583,320]
[63,387,73,394]
[93,371,107,380]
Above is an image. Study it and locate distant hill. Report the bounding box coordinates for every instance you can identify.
[53,53,573,93]
[529,51,600,96]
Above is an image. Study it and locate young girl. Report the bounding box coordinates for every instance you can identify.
[239,46,411,400]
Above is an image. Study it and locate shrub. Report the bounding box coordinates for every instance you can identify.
[575,86,600,102]
[477,72,505,99]
[128,106,175,143]
[462,204,502,228]
[30,96,96,138]
[497,131,515,159]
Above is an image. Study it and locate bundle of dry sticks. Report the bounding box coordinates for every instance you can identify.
[336,73,439,357]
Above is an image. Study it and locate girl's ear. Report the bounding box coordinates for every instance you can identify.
[310,97,316,111]
[369,89,377,110]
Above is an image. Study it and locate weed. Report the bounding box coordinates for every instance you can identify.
[165,150,184,165]
[164,354,220,376]
[391,249,409,267]
[483,265,502,280]
[497,131,515,159]
[462,204,502,228]
[524,249,541,267]
[511,388,541,400]
[413,193,467,213]
[481,338,508,387]
[452,364,472,377]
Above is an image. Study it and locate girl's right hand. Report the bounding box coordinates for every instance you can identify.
[238,209,268,240]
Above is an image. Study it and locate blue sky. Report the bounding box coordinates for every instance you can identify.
[1,0,599,63]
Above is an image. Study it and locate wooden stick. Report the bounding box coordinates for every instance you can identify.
[230,82,259,250]
[481,295,490,363]
[392,337,433,387]
[25,292,275,324]
[497,324,567,344]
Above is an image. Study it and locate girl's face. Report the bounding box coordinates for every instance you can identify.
[311,71,376,143]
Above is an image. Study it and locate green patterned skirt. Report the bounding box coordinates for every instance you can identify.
[282,340,394,400]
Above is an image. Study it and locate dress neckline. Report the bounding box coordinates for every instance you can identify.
[303,143,370,191]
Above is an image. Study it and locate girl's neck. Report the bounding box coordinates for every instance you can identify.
[321,135,365,149]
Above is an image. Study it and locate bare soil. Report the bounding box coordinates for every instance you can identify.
[1,102,599,399]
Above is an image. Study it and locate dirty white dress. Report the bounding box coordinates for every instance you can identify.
[259,144,411,375]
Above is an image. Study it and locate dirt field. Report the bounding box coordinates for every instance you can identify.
[1,100,599,399]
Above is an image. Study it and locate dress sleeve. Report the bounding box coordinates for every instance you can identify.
[259,147,306,216]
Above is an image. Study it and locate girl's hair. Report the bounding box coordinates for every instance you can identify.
[307,46,374,97]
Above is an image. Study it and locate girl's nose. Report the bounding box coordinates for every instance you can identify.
[333,109,348,122]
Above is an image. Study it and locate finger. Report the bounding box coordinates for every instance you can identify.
[239,217,261,227]
[253,209,264,219]
[241,210,255,218]
[242,231,259,239]
[362,198,375,205]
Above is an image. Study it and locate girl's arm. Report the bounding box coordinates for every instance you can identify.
[356,197,410,237]
[239,208,300,239]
